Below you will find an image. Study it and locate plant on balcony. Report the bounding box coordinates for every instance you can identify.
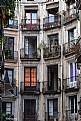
[11,78,16,86]
[32,51,38,58]
[2,113,14,121]
[2,112,6,121]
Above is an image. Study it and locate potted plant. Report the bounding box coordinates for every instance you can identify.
[12,78,16,86]
[32,51,38,58]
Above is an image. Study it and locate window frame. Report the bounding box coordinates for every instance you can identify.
[25,10,37,24]
[2,102,12,115]
[69,95,77,114]
[2,68,14,84]
[24,67,37,87]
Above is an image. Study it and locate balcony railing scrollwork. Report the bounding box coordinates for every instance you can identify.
[20,48,41,60]
[4,51,18,62]
[63,40,76,55]
[63,10,77,24]
[21,18,40,30]
[42,78,61,93]
[20,82,40,93]
[66,110,78,121]
[43,15,61,30]
[45,112,59,121]
[64,76,80,90]
[43,45,61,59]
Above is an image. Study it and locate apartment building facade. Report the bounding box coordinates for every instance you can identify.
[2,0,81,121]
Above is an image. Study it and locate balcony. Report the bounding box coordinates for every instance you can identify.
[66,110,78,121]
[24,114,38,121]
[2,114,14,121]
[45,112,59,121]
[8,19,18,29]
[43,15,61,30]
[42,78,61,94]
[43,45,61,59]
[63,40,76,56]
[20,82,40,94]
[4,51,18,63]
[75,37,81,63]
[63,10,77,25]
[64,76,80,92]
[21,18,40,31]
[20,48,40,61]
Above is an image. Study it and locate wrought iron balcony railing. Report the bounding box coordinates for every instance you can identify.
[75,37,81,63]
[63,10,77,24]
[63,40,76,55]
[20,82,40,93]
[8,19,18,29]
[43,45,61,58]
[64,76,80,90]
[43,15,61,30]
[24,114,38,121]
[4,51,18,62]
[45,112,59,121]
[66,110,78,121]
[20,48,40,60]
[42,78,61,93]
[21,18,40,30]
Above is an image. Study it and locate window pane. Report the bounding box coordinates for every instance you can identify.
[26,13,31,24]
[75,95,77,113]
[24,37,28,55]
[25,68,30,86]
[6,103,11,114]
[32,13,37,24]
[70,96,74,114]
[70,63,73,82]
[49,14,54,23]
[31,68,36,86]
[49,100,53,116]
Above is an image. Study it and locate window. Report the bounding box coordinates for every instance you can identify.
[24,36,37,58]
[48,99,58,117]
[68,28,76,42]
[69,62,77,82]
[2,69,13,84]
[48,8,58,23]
[4,37,14,59]
[24,67,37,87]
[48,34,59,52]
[47,65,58,91]
[69,95,77,114]
[25,10,37,24]
[67,0,76,15]
[2,102,12,115]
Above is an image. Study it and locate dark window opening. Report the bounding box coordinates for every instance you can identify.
[24,36,37,58]
[47,64,58,91]
[4,37,14,59]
